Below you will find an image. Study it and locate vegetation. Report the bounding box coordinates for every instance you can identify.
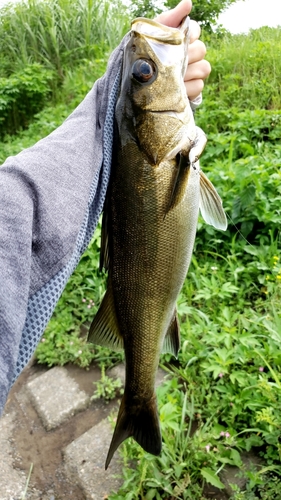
[131,0,241,31]
[1,0,281,497]
[0,0,129,135]
[165,0,242,32]
[92,364,124,402]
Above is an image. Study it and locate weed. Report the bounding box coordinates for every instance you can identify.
[92,364,124,402]
[21,463,33,500]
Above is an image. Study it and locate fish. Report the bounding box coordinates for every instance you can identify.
[88,16,227,469]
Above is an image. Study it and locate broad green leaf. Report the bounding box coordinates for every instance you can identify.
[240,184,256,209]
[201,468,225,490]
[145,488,157,499]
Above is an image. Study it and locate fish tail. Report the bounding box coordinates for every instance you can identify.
[105,392,162,469]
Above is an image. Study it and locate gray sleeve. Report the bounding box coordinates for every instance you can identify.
[0,38,126,414]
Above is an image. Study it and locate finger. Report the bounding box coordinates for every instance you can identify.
[185,60,211,83]
[185,79,204,101]
[188,40,206,65]
[189,19,201,43]
[155,0,192,28]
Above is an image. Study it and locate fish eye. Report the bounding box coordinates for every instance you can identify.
[132,59,156,83]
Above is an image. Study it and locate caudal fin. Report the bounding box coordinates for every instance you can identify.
[105,392,162,469]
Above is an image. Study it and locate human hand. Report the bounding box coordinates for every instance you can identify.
[156,0,211,101]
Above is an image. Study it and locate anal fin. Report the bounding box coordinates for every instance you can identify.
[87,281,123,351]
[162,312,180,357]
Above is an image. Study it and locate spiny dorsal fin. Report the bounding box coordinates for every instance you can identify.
[105,392,161,469]
[88,280,123,351]
[199,170,227,231]
[162,313,180,357]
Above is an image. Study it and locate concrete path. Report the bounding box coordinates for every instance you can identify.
[1,363,126,499]
[0,362,166,500]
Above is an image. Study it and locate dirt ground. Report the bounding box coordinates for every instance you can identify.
[5,362,117,500]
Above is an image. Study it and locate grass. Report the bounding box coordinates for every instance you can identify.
[0,0,129,76]
[0,0,128,135]
[0,1,281,496]
[21,463,33,500]
[203,26,281,110]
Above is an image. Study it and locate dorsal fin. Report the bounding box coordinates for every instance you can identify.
[100,193,110,272]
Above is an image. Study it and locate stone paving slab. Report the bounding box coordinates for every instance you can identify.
[64,418,123,500]
[0,411,27,500]
[0,411,49,500]
[27,366,90,430]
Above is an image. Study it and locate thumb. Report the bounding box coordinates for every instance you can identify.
[155,0,192,28]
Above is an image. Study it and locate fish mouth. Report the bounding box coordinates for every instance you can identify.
[131,16,189,45]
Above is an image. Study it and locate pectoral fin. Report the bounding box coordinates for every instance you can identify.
[162,312,180,357]
[166,154,190,214]
[199,170,227,231]
[88,280,123,351]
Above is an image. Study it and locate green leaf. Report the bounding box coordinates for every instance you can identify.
[231,196,241,222]
[245,434,264,451]
[201,468,225,490]
[145,488,158,499]
[230,448,242,466]
[240,184,256,209]
[146,480,162,488]
[240,220,254,237]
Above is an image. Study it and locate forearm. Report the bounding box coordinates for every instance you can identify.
[0,37,126,414]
